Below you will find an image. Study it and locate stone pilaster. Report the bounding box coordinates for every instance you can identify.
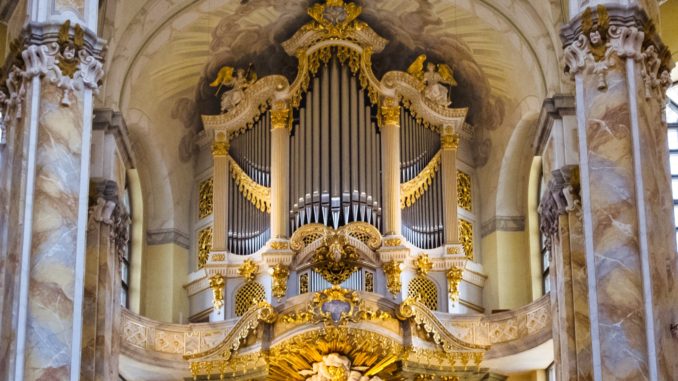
[0,6,105,378]
[379,98,402,237]
[440,127,460,245]
[211,133,229,252]
[561,4,677,379]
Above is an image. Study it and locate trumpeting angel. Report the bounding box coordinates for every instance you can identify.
[407,54,457,107]
[210,64,257,113]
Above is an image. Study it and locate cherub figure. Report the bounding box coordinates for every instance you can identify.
[210,65,257,113]
[407,54,457,107]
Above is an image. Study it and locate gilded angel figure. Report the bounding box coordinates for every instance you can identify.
[210,64,257,113]
[407,54,457,107]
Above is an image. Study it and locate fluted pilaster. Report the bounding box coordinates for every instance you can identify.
[440,128,459,245]
[380,98,401,236]
[211,134,229,252]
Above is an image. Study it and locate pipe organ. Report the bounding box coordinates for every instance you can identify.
[193,0,482,323]
[289,58,382,233]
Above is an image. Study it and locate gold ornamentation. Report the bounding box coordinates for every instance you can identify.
[305,0,364,39]
[212,140,229,157]
[383,238,402,247]
[401,151,441,208]
[364,271,374,292]
[338,221,381,250]
[289,222,381,252]
[383,261,403,298]
[229,156,271,213]
[234,281,266,317]
[270,105,291,130]
[197,226,213,269]
[312,233,360,285]
[209,274,225,312]
[210,65,257,113]
[379,98,400,127]
[198,177,213,219]
[211,253,225,262]
[458,219,473,260]
[447,266,463,304]
[414,254,433,276]
[408,276,438,310]
[581,6,609,62]
[270,241,289,250]
[279,286,390,326]
[446,246,462,255]
[457,170,472,211]
[270,264,289,300]
[299,273,309,294]
[440,133,460,150]
[290,223,330,251]
[407,55,457,107]
[238,259,259,281]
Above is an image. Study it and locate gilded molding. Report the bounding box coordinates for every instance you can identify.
[212,140,229,157]
[447,266,463,304]
[561,5,673,95]
[238,259,259,281]
[383,237,402,247]
[458,219,473,261]
[440,133,460,150]
[379,98,401,127]
[197,226,213,269]
[228,156,271,213]
[383,260,403,298]
[270,104,291,130]
[289,221,381,252]
[400,150,441,208]
[209,274,225,312]
[270,264,289,300]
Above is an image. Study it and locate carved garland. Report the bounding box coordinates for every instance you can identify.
[400,150,441,208]
[228,156,271,213]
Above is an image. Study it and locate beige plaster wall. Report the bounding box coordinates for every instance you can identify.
[506,370,546,381]
[141,243,189,323]
[482,230,532,312]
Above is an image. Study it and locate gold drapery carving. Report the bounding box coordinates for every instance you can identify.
[198,177,213,219]
[209,274,225,312]
[457,170,472,211]
[458,219,473,260]
[400,150,441,208]
[197,226,213,269]
[228,156,271,213]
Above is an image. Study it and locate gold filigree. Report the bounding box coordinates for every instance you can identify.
[290,224,330,251]
[305,0,364,39]
[457,170,472,211]
[312,233,360,285]
[339,221,381,250]
[279,286,391,326]
[414,254,433,276]
[383,261,403,298]
[458,219,473,260]
[447,266,463,304]
[228,156,271,213]
[289,222,380,252]
[401,151,441,208]
[238,259,259,281]
[209,274,225,312]
[365,271,374,292]
[440,133,460,150]
[197,226,213,269]
[299,273,309,294]
[408,276,438,310]
[383,238,402,247]
[270,264,289,300]
[211,253,225,262]
[212,140,229,157]
[234,281,266,317]
[270,104,291,130]
[198,177,213,219]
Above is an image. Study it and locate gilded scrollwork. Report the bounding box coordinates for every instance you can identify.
[312,233,361,285]
[401,151,441,208]
[270,264,290,300]
[458,219,473,261]
[238,259,259,281]
[197,226,213,269]
[383,261,403,298]
[456,171,472,211]
[414,254,433,276]
[198,177,213,219]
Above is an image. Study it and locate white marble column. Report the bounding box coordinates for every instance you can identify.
[270,103,291,240]
[561,3,677,380]
[211,133,229,253]
[439,127,459,245]
[0,1,105,379]
[379,98,402,237]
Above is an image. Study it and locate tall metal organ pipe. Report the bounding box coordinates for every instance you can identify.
[289,56,382,232]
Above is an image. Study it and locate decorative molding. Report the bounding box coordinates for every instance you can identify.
[146,228,190,249]
[561,5,673,95]
[537,165,581,252]
[480,216,525,237]
[533,95,575,156]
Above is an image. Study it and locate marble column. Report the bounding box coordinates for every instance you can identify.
[211,133,229,252]
[562,4,678,380]
[439,127,460,245]
[379,98,402,237]
[270,103,291,240]
[0,1,104,379]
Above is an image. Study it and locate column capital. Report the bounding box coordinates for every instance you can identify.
[379,97,400,127]
[440,132,460,150]
[270,101,291,131]
[561,4,672,94]
[212,140,230,157]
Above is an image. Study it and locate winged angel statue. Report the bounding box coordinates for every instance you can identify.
[299,353,383,381]
[210,64,257,113]
[407,54,457,107]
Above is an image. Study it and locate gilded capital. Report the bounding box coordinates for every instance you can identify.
[212,140,230,157]
[379,98,400,127]
[440,133,459,150]
[271,105,291,130]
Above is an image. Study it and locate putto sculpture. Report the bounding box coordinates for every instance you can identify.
[407,54,457,106]
[210,64,257,113]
